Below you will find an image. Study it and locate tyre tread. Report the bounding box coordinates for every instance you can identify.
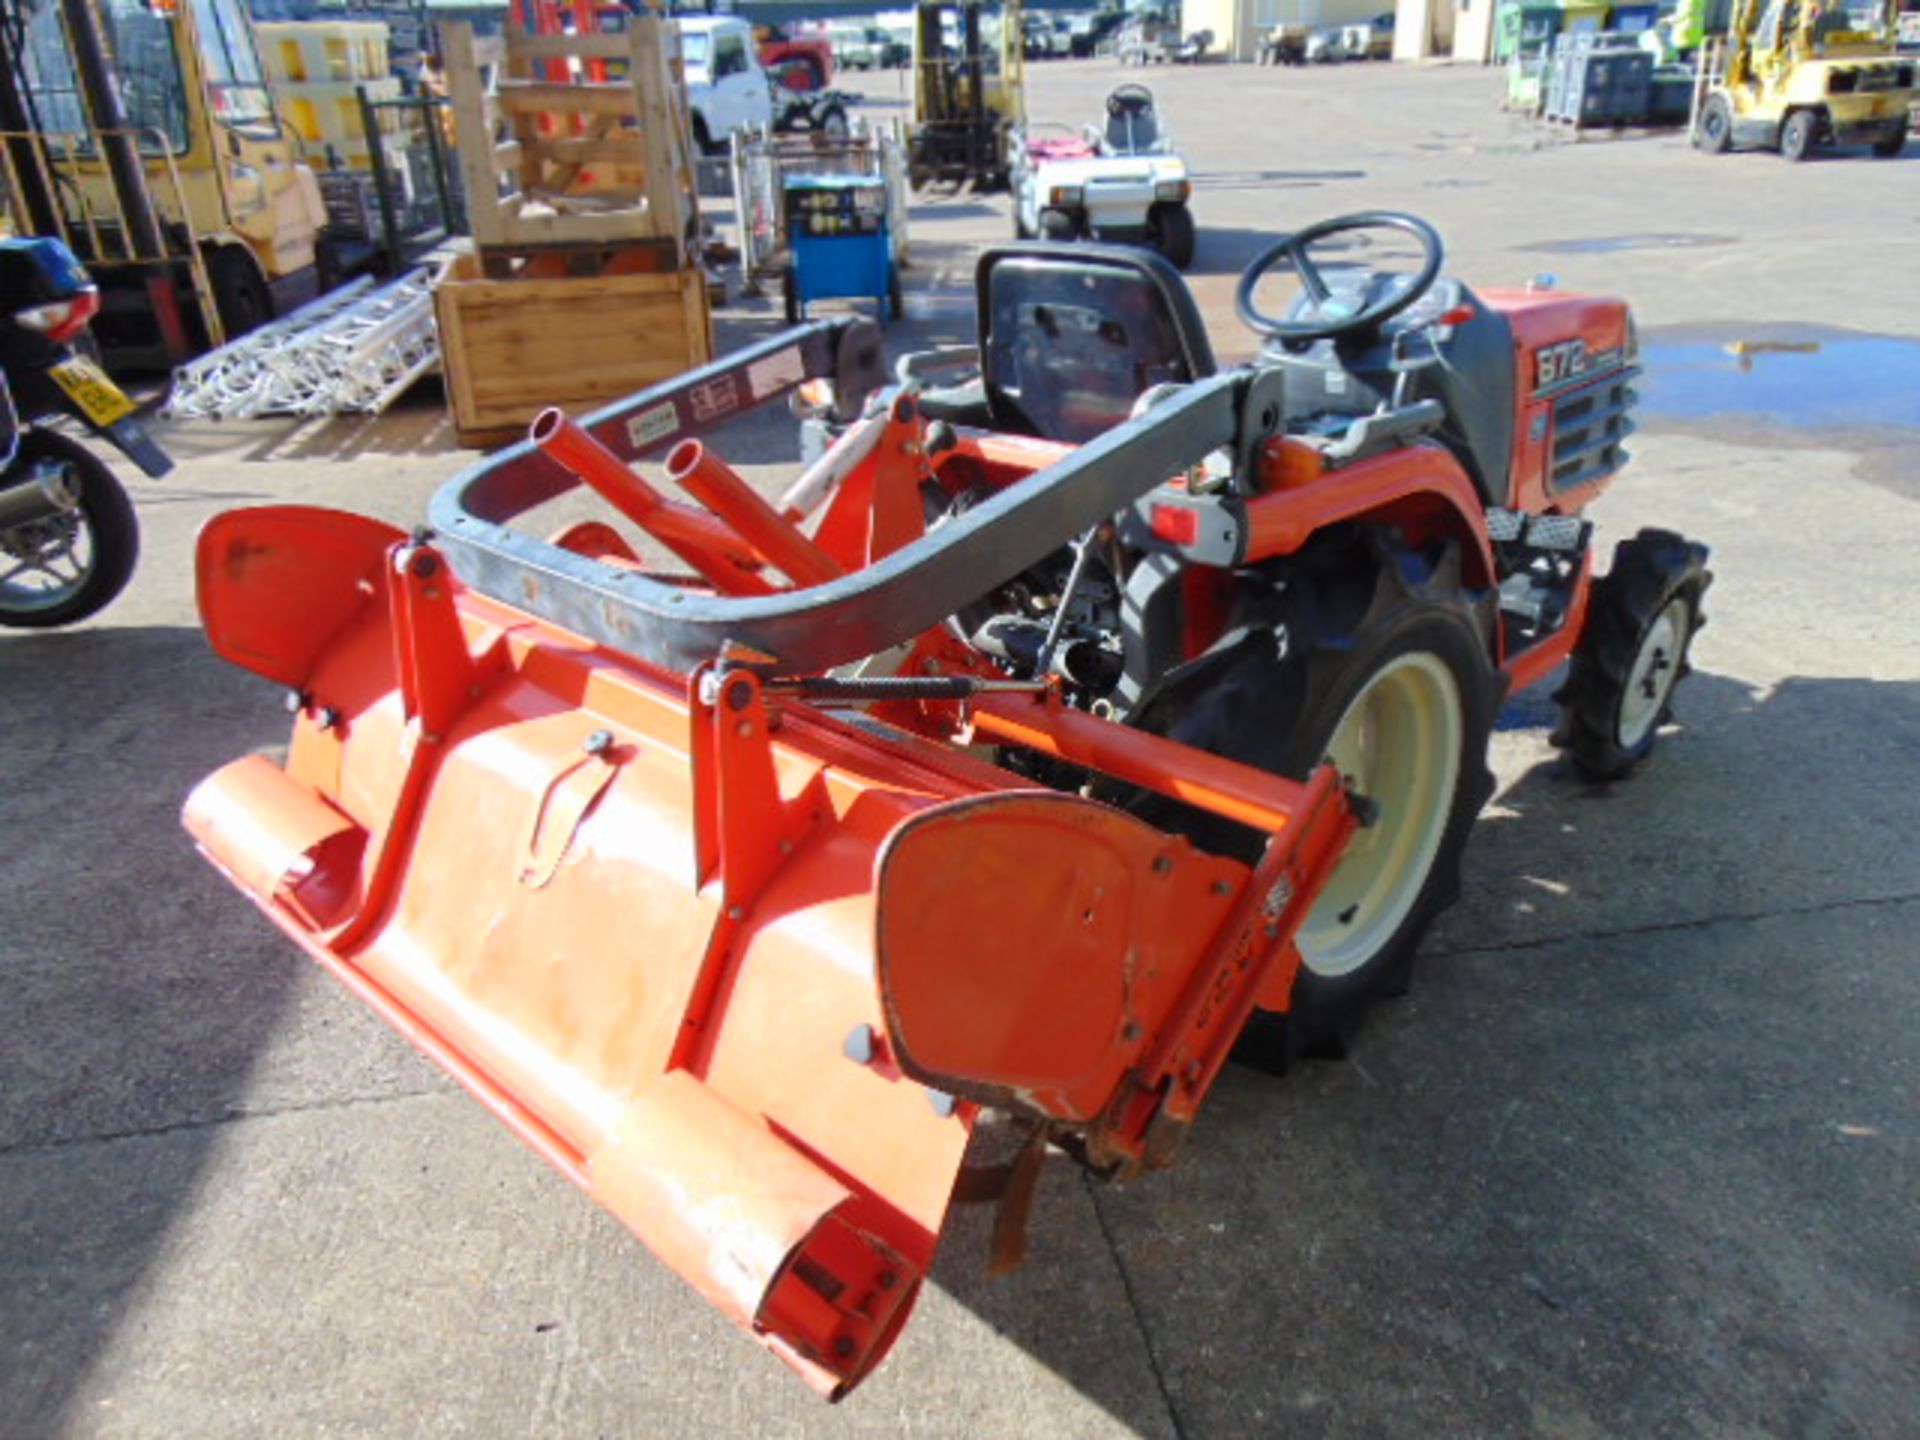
[0,431,139,629]
[1142,530,1504,1070]
[1552,528,1711,781]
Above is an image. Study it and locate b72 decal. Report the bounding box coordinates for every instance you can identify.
[1535,339,1589,392]
[1534,339,1625,396]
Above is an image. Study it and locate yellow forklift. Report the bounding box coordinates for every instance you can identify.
[1693,0,1914,159]
[1,0,333,360]
[908,0,1025,189]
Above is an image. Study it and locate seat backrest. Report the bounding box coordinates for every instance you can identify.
[1105,105,1159,152]
[1102,86,1161,152]
[974,243,1215,445]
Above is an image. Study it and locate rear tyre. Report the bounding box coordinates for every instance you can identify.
[1553,529,1712,781]
[0,430,139,629]
[207,246,271,342]
[313,229,348,295]
[1153,202,1196,269]
[1696,94,1733,154]
[1871,126,1906,158]
[1779,108,1818,161]
[1138,535,1501,1066]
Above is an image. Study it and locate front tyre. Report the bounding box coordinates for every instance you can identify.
[1553,529,1712,781]
[1038,209,1078,241]
[1012,180,1036,238]
[1696,94,1733,153]
[1152,201,1195,269]
[1871,125,1905,158]
[0,430,139,629]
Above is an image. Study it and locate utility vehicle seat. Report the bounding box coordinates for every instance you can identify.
[1103,84,1162,154]
[1105,104,1159,153]
[971,242,1215,444]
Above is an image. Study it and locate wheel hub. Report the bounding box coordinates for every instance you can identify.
[0,458,94,612]
[0,515,91,608]
[1299,650,1463,980]
[1616,598,1689,750]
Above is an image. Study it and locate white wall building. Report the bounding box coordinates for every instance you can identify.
[1181,0,1390,63]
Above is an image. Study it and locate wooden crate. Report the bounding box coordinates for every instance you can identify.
[471,234,682,280]
[433,243,712,449]
[440,18,695,252]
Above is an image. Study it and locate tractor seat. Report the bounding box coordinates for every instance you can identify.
[970,243,1215,444]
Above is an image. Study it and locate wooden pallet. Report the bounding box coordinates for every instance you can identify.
[440,18,695,253]
[433,241,713,449]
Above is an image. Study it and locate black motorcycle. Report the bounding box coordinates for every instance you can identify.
[0,236,172,628]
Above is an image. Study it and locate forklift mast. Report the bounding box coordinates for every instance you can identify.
[1722,0,1758,83]
[0,3,60,235]
[912,0,1024,127]
[0,0,349,363]
[1726,0,1903,83]
[0,0,208,358]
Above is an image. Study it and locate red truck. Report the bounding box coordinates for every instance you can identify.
[756,22,835,90]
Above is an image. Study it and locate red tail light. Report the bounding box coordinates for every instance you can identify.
[1149,501,1199,546]
[15,287,101,345]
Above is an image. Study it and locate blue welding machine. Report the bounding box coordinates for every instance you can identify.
[781,174,899,325]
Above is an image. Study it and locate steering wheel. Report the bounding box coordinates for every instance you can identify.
[1235,211,1444,345]
[1107,83,1155,115]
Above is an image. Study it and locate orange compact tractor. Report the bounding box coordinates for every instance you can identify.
[186,213,1710,1396]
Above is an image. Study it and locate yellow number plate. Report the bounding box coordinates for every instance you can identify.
[49,357,137,428]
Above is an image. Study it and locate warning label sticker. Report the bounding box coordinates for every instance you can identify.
[624,402,678,452]
[747,347,805,400]
[689,374,740,424]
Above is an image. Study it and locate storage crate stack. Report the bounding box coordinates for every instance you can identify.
[1494,2,1561,64]
[433,18,709,449]
[1648,65,1698,124]
[1495,2,1561,113]
[258,21,403,172]
[1544,32,1654,127]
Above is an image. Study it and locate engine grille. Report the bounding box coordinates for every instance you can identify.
[1550,366,1639,493]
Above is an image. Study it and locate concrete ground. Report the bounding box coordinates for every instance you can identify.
[3,59,1917,1440]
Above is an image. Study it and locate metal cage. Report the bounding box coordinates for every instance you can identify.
[729,121,910,297]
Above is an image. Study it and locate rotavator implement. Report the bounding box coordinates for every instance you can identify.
[186,213,1710,1396]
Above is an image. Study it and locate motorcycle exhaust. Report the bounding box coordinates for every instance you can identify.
[0,460,80,531]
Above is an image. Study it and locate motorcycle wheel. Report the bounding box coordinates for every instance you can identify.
[0,429,139,629]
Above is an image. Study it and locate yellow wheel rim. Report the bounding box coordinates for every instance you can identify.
[1298,650,1463,980]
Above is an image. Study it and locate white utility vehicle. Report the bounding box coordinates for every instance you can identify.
[677,16,850,154]
[1008,84,1195,268]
